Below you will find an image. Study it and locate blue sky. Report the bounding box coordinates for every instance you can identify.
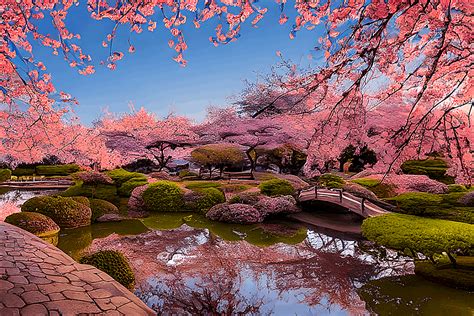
[32,3,325,125]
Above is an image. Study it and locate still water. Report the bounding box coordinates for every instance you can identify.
[1,189,472,315]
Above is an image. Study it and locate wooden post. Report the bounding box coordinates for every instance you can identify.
[315,186,318,199]
[339,189,343,202]
[361,197,365,214]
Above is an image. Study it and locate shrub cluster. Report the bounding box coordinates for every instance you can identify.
[142,181,184,211]
[105,169,148,197]
[74,171,113,185]
[79,250,135,290]
[0,169,11,182]
[193,188,226,213]
[5,212,60,236]
[21,195,92,228]
[259,179,295,197]
[62,181,118,203]
[35,164,80,176]
[317,173,345,189]
[401,158,454,184]
[89,199,119,221]
[350,178,396,198]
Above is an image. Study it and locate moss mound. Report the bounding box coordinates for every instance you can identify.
[117,177,148,197]
[105,168,147,186]
[362,214,474,259]
[259,179,295,197]
[62,181,118,203]
[35,164,80,176]
[79,250,135,290]
[415,260,474,291]
[385,192,443,215]
[12,167,35,176]
[89,198,119,221]
[448,184,468,193]
[351,178,396,198]
[21,196,92,228]
[185,181,222,190]
[5,212,60,238]
[70,196,91,207]
[194,188,226,213]
[401,158,454,184]
[318,173,345,189]
[142,181,184,212]
[0,169,11,182]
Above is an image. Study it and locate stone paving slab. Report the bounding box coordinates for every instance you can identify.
[0,222,156,316]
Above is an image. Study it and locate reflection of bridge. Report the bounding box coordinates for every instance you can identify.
[298,187,390,218]
[0,180,73,190]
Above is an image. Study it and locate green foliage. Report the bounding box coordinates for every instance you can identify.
[422,207,474,224]
[105,168,147,186]
[194,188,226,213]
[35,164,80,176]
[62,181,118,203]
[178,170,199,179]
[448,184,468,193]
[260,144,307,174]
[259,179,295,197]
[21,195,91,228]
[415,260,474,291]
[70,196,91,207]
[117,177,148,197]
[351,178,396,198]
[89,199,119,221]
[0,169,11,182]
[185,181,222,190]
[318,173,345,188]
[385,192,444,214]
[401,158,454,184]
[362,214,474,259]
[190,144,245,176]
[221,183,253,193]
[338,144,377,172]
[142,181,184,212]
[5,212,59,236]
[12,167,36,176]
[79,250,135,290]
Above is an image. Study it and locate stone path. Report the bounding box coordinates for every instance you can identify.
[0,222,156,316]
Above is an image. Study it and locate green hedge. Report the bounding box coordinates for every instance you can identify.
[117,177,148,197]
[21,196,91,229]
[79,250,135,290]
[0,169,11,182]
[142,181,184,212]
[105,169,147,186]
[12,167,36,176]
[35,164,80,176]
[259,179,295,197]
[401,158,454,184]
[362,214,474,261]
[62,181,118,203]
[385,192,443,214]
[89,199,119,221]
[194,188,226,213]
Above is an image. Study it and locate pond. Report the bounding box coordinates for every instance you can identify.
[1,189,473,315]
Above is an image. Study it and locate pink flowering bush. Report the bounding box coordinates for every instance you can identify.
[254,196,300,216]
[342,183,378,201]
[459,191,474,206]
[0,201,20,221]
[206,203,265,224]
[75,171,113,185]
[364,174,448,194]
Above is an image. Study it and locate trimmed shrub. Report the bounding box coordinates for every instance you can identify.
[142,181,184,212]
[79,250,135,290]
[259,179,295,197]
[105,168,147,186]
[422,207,474,224]
[5,212,60,236]
[89,199,119,221]
[401,158,454,184]
[447,184,468,193]
[0,169,11,182]
[229,192,262,205]
[193,188,226,213]
[117,177,148,197]
[362,214,474,263]
[21,196,92,228]
[185,181,222,190]
[178,170,199,179]
[206,203,265,224]
[74,171,113,185]
[415,260,474,291]
[318,173,345,189]
[351,178,396,198]
[36,164,80,176]
[70,196,91,207]
[12,167,35,176]
[62,181,118,203]
[385,192,443,215]
[254,195,300,216]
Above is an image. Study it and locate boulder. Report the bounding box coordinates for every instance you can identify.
[127,184,149,217]
[96,214,122,222]
[342,183,378,201]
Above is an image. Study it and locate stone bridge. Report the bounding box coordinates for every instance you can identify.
[0,222,156,316]
[298,187,390,218]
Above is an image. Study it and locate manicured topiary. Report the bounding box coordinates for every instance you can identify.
[21,196,92,228]
[0,169,11,182]
[342,183,378,200]
[194,188,226,213]
[142,181,184,212]
[259,179,295,197]
[178,170,199,179]
[89,198,119,221]
[385,192,443,215]
[36,164,80,176]
[5,212,60,245]
[401,158,454,184]
[12,167,35,176]
[62,181,118,203]
[254,195,300,216]
[79,250,135,290]
[414,260,474,291]
[117,177,148,197]
[318,173,345,188]
[362,213,474,265]
[105,168,147,186]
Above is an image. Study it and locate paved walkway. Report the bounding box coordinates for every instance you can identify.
[0,222,156,316]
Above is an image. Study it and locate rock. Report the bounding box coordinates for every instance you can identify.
[148,171,173,181]
[254,195,300,216]
[206,203,265,224]
[127,185,149,217]
[342,183,378,201]
[96,214,122,222]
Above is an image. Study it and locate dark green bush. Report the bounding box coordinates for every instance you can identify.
[62,181,118,203]
[194,188,226,213]
[5,212,60,236]
[415,260,474,291]
[422,207,474,224]
[401,158,454,184]
[117,177,148,197]
[21,196,91,228]
[105,168,147,186]
[89,198,119,221]
[178,170,199,179]
[318,173,345,188]
[79,250,135,290]
[35,164,80,176]
[362,214,474,263]
[142,181,184,212]
[12,167,36,176]
[385,192,443,214]
[0,169,11,182]
[259,179,295,197]
[447,184,468,193]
